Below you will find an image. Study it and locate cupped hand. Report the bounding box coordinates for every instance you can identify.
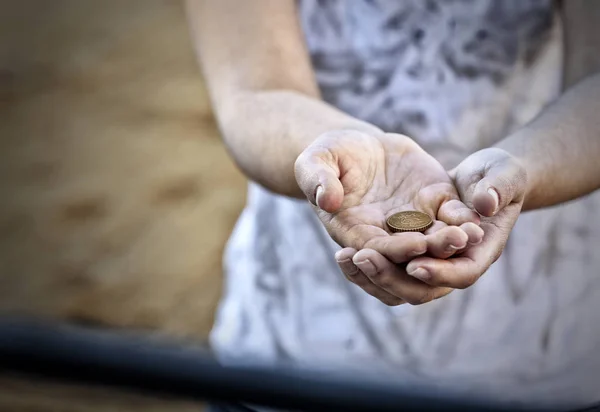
[402,147,528,290]
[294,129,484,305]
[337,147,528,305]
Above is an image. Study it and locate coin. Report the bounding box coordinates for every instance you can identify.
[386,211,433,233]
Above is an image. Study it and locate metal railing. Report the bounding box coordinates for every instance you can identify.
[0,317,590,412]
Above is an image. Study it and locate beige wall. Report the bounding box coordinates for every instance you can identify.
[0,0,247,409]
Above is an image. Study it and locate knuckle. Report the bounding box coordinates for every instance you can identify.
[293,152,304,168]
[293,152,309,175]
[376,276,393,290]
[346,232,366,251]
[418,290,436,305]
[434,288,453,300]
[407,289,435,306]
[363,237,385,251]
[381,297,403,307]
[405,297,422,306]
[345,273,363,285]
[343,266,360,278]
[430,274,450,288]
[403,232,425,244]
[456,272,479,289]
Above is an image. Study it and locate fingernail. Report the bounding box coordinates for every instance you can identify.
[355,259,377,276]
[408,267,430,281]
[468,238,483,246]
[488,188,499,215]
[409,249,427,257]
[445,244,463,252]
[315,185,324,206]
[336,258,359,276]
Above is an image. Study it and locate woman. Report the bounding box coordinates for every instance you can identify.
[186,1,600,410]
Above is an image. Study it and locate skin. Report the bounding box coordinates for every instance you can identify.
[185,0,483,305]
[405,72,600,290]
[338,72,600,301]
[186,0,600,306]
[338,147,527,301]
[295,130,483,305]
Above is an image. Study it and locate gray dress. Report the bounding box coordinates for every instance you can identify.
[211,1,600,408]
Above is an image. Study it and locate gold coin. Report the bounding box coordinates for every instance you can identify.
[386,211,433,233]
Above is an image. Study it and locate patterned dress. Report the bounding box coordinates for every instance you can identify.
[211,1,600,408]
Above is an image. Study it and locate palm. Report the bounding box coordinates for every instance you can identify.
[307,132,462,250]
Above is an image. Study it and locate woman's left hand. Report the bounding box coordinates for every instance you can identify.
[336,147,528,303]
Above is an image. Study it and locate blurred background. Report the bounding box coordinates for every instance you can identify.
[0,0,246,410]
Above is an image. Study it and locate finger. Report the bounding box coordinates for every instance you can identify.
[364,232,427,263]
[294,147,344,213]
[461,222,484,246]
[424,220,447,235]
[424,223,483,258]
[471,162,525,216]
[453,149,527,217]
[336,248,404,306]
[407,256,478,289]
[438,199,481,226]
[405,221,505,288]
[424,225,469,259]
[353,249,452,305]
[417,183,480,226]
[334,247,357,263]
[337,224,390,252]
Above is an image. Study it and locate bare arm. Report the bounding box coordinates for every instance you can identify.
[185,0,381,199]
[496,72,600,211]
[494,2,600,211]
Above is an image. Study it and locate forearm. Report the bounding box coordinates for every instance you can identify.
[217,90,381,198]
[495,72,600,211]
[186,0,381,198]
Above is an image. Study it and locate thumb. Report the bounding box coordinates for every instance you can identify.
[294,146,344,213]
[453,149,527,217]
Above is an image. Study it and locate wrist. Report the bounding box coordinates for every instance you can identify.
[493,129,540,211]
[218,90,384,199]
